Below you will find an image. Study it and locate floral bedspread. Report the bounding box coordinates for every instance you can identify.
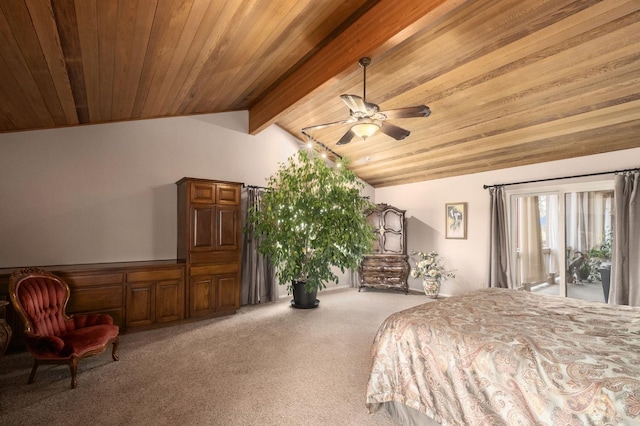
[366,288,640,425]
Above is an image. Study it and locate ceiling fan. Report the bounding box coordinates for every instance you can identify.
[301,57,431,146]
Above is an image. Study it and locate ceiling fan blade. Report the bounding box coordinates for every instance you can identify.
[336,129,356,145]
[380,122,410,140]
[340,94,368,113]
[301,118,356,135]
[380,105,431,120]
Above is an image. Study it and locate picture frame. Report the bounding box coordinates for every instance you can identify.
[445,202,467,239]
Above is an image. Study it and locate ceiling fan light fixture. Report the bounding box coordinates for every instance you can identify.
[351,122,379,140]
[301,57,430,146]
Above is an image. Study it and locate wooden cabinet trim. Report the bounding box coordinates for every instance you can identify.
[190,263,239,277]
[189,251,239,265]
[58,273,124,287]
[67,285,124,312]
[126,269,183,282]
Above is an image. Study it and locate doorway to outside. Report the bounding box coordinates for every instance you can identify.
[508,180,614,303]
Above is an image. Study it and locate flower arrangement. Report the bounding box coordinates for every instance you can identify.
[410,251,455,281]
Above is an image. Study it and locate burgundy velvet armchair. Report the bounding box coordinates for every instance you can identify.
[9,267,120,389]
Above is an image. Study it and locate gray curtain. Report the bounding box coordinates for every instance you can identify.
[610,171,640,306]
[349,269,359,288]
[518,195,544,286]
[488,186,513,288]
[241,187,277,305]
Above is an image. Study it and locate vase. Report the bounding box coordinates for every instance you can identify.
[422,278,440,298]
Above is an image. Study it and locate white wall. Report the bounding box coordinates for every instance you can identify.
[374,148,640,296]
[1,111,636,296]
[0,112,301,268]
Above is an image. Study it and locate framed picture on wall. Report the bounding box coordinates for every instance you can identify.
[445,202,467,239]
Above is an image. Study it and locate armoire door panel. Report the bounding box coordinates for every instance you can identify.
[366,210,382,253]
[191,206,215,251]
[157,280,184,323]
[383,209,404,232]
[382,232,404,254]
[190,277,215,316]
[126,283,155,328]
[216,184,240,204]
[190,182,215,203]
[216,207,239,250]
[216,274,239,312]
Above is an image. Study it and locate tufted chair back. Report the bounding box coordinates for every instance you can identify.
[9,267,120,389]
[13,274,72,337]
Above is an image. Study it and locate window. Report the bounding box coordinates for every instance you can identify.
[507,180,614,302]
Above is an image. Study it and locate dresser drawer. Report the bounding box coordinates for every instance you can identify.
[359,254,409,293]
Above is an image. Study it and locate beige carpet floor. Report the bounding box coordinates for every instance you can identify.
[0,287,430,426]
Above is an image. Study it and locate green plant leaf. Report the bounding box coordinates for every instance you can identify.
[247,150,376,292]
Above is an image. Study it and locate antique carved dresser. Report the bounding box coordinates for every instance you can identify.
[358,203,409,293]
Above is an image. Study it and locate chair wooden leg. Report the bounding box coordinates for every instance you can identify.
[69,357,79,389]
[28,359,39,384]
[112,335,120,361]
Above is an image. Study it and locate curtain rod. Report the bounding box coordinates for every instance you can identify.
[483,167,640,190]
[243,183,269,190]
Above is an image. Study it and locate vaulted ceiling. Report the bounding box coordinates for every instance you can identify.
[1,0,639,187]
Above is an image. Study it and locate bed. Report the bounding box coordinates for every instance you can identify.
[366,288,640,425]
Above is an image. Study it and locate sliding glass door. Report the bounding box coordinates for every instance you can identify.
[565,190,614,302]
[511,193,560,292]
[508,181,614,302]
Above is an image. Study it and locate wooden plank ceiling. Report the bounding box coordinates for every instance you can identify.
[0,0,639,187]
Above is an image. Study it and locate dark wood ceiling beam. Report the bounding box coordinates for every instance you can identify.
[248,0,462,135]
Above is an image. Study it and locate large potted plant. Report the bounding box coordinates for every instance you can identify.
[589,231,613,302]
[248,149,375,308]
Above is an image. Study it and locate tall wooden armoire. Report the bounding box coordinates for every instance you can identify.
[176,178,242,318]
[358,203,409,293]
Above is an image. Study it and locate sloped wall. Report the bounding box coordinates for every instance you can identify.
[0,112,302,267]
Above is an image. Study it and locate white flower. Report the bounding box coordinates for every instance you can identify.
[409,250,455,281]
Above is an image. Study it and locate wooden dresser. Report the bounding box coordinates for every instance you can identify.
[0,177,243,351]
[0,260,184,348]
[358,204,409,294]
[176,178,242,318]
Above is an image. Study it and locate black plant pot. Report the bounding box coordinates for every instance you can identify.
[291,280,319,309]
